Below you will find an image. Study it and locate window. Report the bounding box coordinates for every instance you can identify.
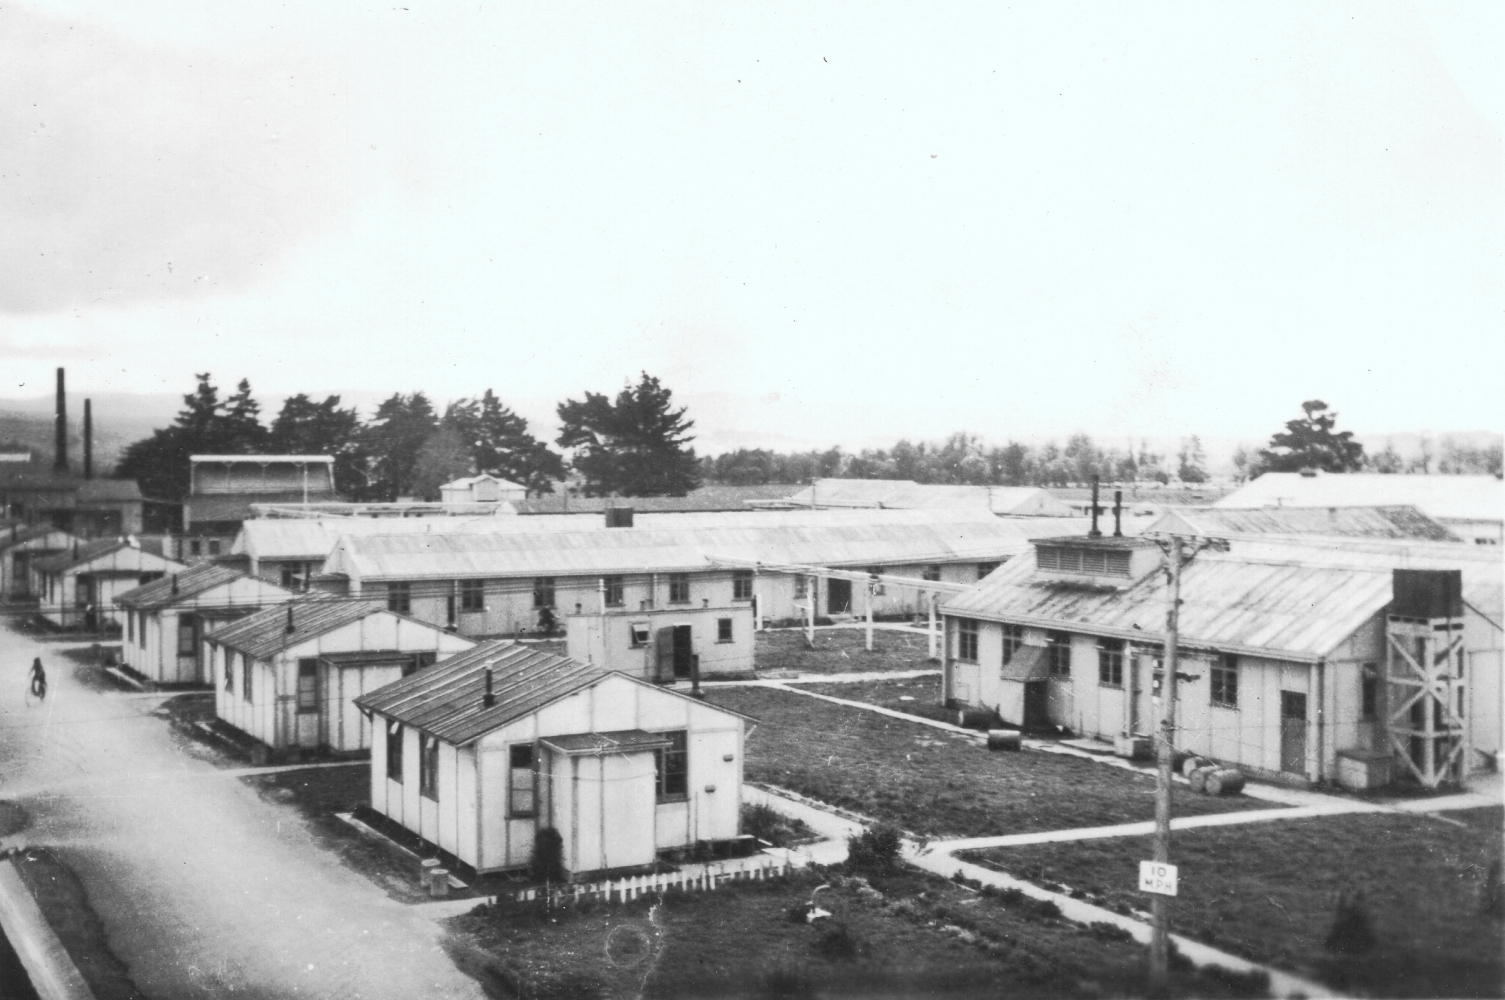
[1097,639,1124,687]
[1361,663,1378,720]
[296,658,319,713]
[1047,632,1072,677]
[461,579,485,612]
[717,617,733,643]
[956,619,979,662]
[189,540,202,557]
[445,592,456,626]
[533,577,555,608]
[419,734,439,800]
[281,566,299,590]
[630,622,651,647]
[404,651,438,677]
[922,564,942,582]
[386,722,404,781]
[243,654,254,702]
[139,612,147,648]
[127,611,134,644]
[208,540,222,556]
[1210,654,1238,708]
[223,649,233,692]
[668,573,690,603]
[794,575,808,599]
[1001,624,1023,665]
[602,575,624,606]
[177,616,196,657]
[509,744,536,816]
[977,562,1001,581]
[732,570,754,601]
[387,582,411,614]
[655,731,688,800]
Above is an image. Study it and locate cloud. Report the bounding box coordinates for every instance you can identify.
[0,5,360,314]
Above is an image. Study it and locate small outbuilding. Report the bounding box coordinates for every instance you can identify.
[32,537,186,630]
[116,565,298,685]
[0,525,77,600]
[206,598,475,756]
[356,641,754,878]
[565,603,756,681]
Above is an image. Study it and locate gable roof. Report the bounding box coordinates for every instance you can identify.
[32,538,178,575]
[356,640,753,745]
[1146,505,1462,543]
[943,550,1398,663]
[206,597,388,658]
[0,525,76,550]
[324,511,1086,582]
[115,563,262,610]
[1215,472,1503,524]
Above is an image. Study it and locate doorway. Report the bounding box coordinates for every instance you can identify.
[1280,691,1307,774]
[1022,681,1050,731]
[827,578,852,615]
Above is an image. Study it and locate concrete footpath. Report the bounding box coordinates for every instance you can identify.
[0,858,91,1000]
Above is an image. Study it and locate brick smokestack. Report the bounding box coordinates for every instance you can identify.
[83,399,93,480]
[54,368,68,473]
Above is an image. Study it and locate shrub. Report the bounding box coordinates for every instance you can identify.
[812,921,863,961]
[846,824,902,874]
[1087,921,1134,943]
[531,827,565,884]
[1324,889,1377,955]
[1198,964,1272,999]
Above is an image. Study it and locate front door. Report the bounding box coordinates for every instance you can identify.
[1023,681,1050,731]
[672,625,693,679]
[827,578,852,615]
[1280,691,1307,774]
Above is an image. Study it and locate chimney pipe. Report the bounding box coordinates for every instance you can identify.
[54,368,68,473]
[83,400,93,480]
[483,669,495,707]
[286,605,295,633]
[1088,477,1102,538]
[1113,490,1123,537]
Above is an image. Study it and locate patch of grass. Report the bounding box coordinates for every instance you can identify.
[11,848,146,1000]
[741,802,818,848]
[446,863,1266,999]
[796,675,952,724]
[962,807,1505,998]
[705,686,1267,838]
[755,628,936,676]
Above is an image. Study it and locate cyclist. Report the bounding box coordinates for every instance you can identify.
[29,657,46,699]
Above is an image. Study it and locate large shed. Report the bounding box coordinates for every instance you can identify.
[356,641,754,878]
[205,598,475,756]
[32,538,186,629]
[0,525,77,600]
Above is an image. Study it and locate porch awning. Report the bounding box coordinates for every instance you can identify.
[999,644,1050,682]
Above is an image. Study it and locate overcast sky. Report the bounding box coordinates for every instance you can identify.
[1,1,1499,450]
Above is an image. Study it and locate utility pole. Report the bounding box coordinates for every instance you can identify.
[1150,533,1183,987]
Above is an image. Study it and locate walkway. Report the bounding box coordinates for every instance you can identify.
[0,628,486,1000]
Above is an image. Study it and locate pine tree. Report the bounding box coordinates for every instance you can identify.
[268,394,366,496]
[1258,400,1366,473]
[362,393,439,501]
[556,373,701,496]
[442,390,564,496]
[116,373,268,502]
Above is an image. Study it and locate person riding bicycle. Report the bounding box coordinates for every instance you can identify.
[29,657,46,698]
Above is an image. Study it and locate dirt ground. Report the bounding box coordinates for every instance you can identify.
[755,628,937,675]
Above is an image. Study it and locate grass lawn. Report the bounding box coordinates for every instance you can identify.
[704,687,1267,839]
[961,807,1505,999]
[796,674,951,724]
[443,863,1272,999]
[754,628,937,676]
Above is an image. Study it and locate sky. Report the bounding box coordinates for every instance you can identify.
[1,1,1500,452]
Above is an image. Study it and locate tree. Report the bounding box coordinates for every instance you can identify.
[268,394,366,496]
[1177,436,1208,484]
[1258,400,1365,473]
[116,373,268,502]
[361,393,439,501]
[1365,439,1405,474]
[556,373,702,496]
[443,391,564,495]
[409,426,475,501]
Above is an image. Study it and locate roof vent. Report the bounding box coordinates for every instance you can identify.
[483,668,496,708]
[605,507,634,528]
[286,605,296,633]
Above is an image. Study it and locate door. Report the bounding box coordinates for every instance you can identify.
[1280,691,1307,774]
[827,578,852,615]
[655,627,676,682]
[295,659,321,748]
[1023,681,1050,731]
[672,625,693,679]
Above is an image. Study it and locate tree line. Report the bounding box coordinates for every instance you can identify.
[116,372,702,503]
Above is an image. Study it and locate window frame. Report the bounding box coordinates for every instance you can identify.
[386,722,404,782]
[460,578,485,612]
[509,743,536,817]
[977,561,1001,581]
[794,575,809,599]
[667,573,690,604]
[1001,624,1023,665]
[732,570,754,601]
[242,653,254,703]
[717,617,733,643]
[176,616,197,657]
[533,577,556,608]
[419,733,440,801]
[223,649,234,692]
[387,581,412,615]
[1210,654,1239,708]
[1047,632,1072,677]
[629,622,651,647]
[1097,639,1124,688]
[296,657,319,714]
[655,730,689,801]
[955,619,979,662]
[602,575,625,607]
[1361,662,1378,720]
[922,564,942,583]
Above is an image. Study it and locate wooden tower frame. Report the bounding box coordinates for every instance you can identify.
[1384,614,1468,788]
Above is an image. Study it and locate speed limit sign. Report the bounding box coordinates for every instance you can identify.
[1139,861,1178,896]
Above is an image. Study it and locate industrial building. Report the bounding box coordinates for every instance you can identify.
[180,455,341,561]
[355,641,753,877]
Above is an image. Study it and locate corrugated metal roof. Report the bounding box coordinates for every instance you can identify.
[206,597,388,659]
[325,513,1086,582]
[943,550,1399,662]
[76,479,144,502]
[33,538,135,574]
[514,483,799,514]
[0,525,75,550]
[116,563,252,609]
[1146,505,1462,542]
[776,480,1074,517]
[541,730,671,754]
[1215,472,1503,524]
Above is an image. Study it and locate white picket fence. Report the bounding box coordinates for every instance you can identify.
[504,854,791,908]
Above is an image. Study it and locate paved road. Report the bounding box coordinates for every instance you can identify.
[0,624,485,1000]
